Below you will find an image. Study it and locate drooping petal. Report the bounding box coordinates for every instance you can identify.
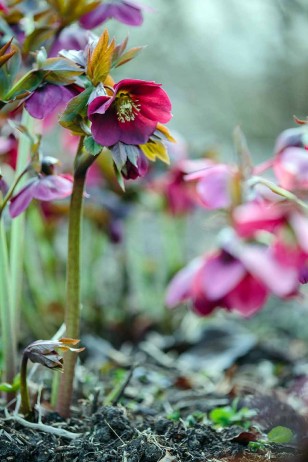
[224,274,268,316]
[199,252,246,300]
[195,165,232,209]
[236,243,299,297]
[9,178,38,218]
[233,201,286,238]
[165,258,203,308]
[33,175,73,201]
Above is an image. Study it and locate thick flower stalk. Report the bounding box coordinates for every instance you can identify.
[0,26,173,418]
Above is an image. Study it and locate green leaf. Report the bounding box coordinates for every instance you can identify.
[114,46,144,68]
[59,87,92,134]
[110,142,129,170]
[267,426,294,444]
[42,57,83,85]
[4,70,45,101]
[84,136,102,156]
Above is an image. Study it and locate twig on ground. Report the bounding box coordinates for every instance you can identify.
[4,408,82,440]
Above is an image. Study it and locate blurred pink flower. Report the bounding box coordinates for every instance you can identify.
[185,163,237,210]
[166,233,303,317]
[88,79,172,147]
[10,173,73,218]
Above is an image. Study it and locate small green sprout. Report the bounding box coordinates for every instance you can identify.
[209,399,256,428]
[249,426,294,452]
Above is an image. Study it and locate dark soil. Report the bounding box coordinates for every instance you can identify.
[0,406,299,462]
[1,322,307,462]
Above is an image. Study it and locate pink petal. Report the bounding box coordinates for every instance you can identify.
[225,274,268,316]
[9,179,38,218]
[238,244,299,297]
[165,258,203,308]
[195,165,232,209]
[33,175,73,201]
[233,202,285,237]
[273,147,308,190]
[199,252,246,300]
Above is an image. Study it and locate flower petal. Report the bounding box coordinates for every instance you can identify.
[9,178,38,217]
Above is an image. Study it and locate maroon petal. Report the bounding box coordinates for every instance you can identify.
[88,95,114,116]
[90,111,122,146]
[117,112,157,145]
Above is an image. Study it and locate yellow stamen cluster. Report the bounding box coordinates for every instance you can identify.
[115,91,141,123]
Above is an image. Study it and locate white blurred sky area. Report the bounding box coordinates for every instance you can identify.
[106,0,308,159]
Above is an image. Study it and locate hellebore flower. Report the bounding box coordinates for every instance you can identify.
[166,250,269,317]
[9,158,73,218]
[166,230,303,317]
[156,160,212,215]
[185,163,237,210]
[25,84,80,120]
[80,0,146,29]
[88,79,172,147]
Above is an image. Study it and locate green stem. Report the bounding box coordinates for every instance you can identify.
[56,137,95,418]
[9,111,34,333]
[20,354,31,415]
[0,165,29,217]
[0,221,17,386]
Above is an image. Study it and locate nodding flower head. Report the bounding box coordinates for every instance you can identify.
[88,79,172,147]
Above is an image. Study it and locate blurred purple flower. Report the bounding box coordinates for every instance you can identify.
[80,0,147,29]
[25,84,79,120]
[49,25,91,57]
[10,174,73,218]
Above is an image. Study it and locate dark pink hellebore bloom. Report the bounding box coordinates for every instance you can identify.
[166,232,302,317]
[166,251,269,317]
[80,0,146,29]
[88,79,172,147]
[10,174,73,218]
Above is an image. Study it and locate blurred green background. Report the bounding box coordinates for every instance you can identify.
[19,0,308,348]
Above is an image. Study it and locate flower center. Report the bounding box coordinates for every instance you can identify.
[115,91,141,123]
